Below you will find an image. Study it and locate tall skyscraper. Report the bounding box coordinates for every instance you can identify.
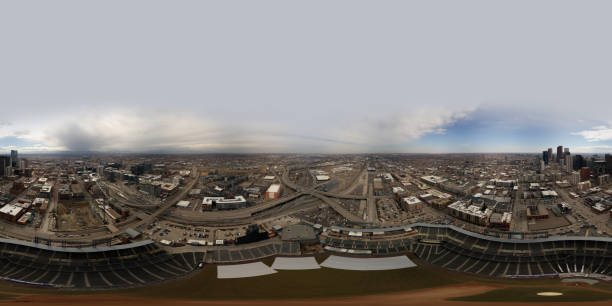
[580,167,591,181]
[556,146,563,162]
[542,150,549,164]
[0,156,9,177]
[570,171,580,185]
[10,150,18,167]
[574,154,586,171]
[565,153,572,173]
[606,154,612,175]
[548,148,553,163]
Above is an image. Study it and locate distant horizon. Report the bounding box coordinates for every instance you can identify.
[6,149,611,156]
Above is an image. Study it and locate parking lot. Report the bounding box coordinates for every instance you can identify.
[145,220,250,245]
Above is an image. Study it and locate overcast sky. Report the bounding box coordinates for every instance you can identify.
[1,0,612,154]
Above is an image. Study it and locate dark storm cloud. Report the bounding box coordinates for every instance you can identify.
[52,123,105,152]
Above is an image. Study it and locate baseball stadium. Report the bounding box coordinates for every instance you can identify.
[0,223,609,306]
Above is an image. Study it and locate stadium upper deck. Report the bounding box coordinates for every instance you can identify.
[0,238,204,289]
[320,223,612,279]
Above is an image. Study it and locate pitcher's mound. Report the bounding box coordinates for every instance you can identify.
[537,292,563,296]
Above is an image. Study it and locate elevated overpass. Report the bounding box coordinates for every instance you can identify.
[163,191,305,223]
[278,167,374,224]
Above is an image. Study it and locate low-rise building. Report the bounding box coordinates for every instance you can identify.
[527,205,549,219]
[401,196,423,212]
[447,200,492,226]
[202,196,247,210]
[176,200,190,208]
[570,171,580,185]
[598,174,610,186]
[266,184,281,200]
[392,186,405,194]
[489,212,512,229]
[0,204,24,222]
[577,181,592,191]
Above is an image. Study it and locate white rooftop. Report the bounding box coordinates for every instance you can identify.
[217,262,277,279]
[267,184,281,193]
[403,196,422,205]
[320,255,416,271]
[421,175,447,184]
[0,204,23,216]
[392,187,405,193]
[176,200,190,208]
[202,196,246,205]
[448,201,491,218]
[271,257,321,270]
[542,190,558,197]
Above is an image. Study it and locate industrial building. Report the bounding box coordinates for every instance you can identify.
[266,184,281,200]
[202,196,247,210]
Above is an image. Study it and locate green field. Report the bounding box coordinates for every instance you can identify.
[449,286,612,302]
[110,265,467,300]
[0,293,17,300]
[0,258,608,302]
[0,261,470,300]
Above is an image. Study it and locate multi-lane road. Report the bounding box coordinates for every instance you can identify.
[278,168,377,224]
[0,164,387,243]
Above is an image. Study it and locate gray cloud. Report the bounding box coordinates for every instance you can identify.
[52,123,107,152]
[1,1,611,153]
[572,126,612,142]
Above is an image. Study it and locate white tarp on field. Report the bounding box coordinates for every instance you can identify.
[271,257,321,270]
[217,262,277,279]
[320,255,416,271]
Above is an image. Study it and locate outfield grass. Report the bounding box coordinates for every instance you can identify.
[0,293,17,300]
[449,286,612,303]
[594,282,612,292]
[0,258,608,301]
[0,263,462,299]
[109,265,468,300]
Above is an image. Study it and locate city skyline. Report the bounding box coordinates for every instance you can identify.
[2,1,612,154]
